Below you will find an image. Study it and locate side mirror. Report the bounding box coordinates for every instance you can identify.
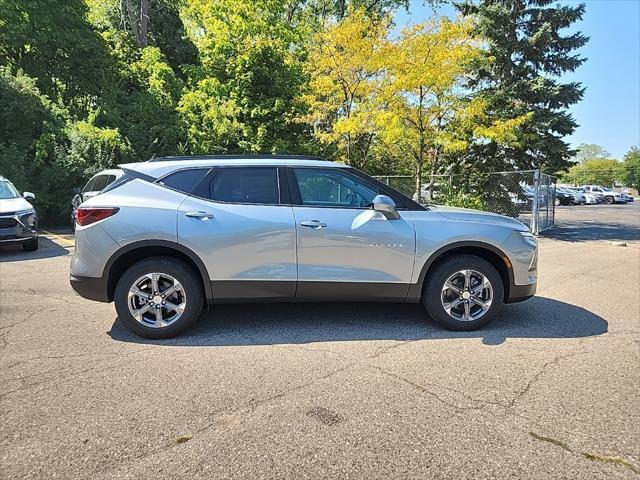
[372,194,400,220]
[23,191,35,202]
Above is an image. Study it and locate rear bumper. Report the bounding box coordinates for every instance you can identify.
[506,282,536,303]
[70,274,110,302]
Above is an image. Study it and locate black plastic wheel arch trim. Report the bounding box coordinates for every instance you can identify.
[102,240,213,302]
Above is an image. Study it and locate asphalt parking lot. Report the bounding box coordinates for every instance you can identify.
[1,204,639,479]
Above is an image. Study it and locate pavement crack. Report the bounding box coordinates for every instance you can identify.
[508,349,588,408]
[370,365,490,413]
[368,339,418,359]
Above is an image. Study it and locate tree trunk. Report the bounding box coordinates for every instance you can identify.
[124,0,151,47]
[415,160,423,204]
[139,0,150,47]
[426,149,439,201]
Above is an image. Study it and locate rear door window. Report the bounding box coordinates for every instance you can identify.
[208,168,279,204]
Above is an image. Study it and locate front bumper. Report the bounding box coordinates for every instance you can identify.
[506,281,537,303]
[0,215,38,244]
[70,274,111,302]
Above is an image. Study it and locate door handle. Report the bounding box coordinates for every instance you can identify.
[185,211,214,220]
[300,220,326,229]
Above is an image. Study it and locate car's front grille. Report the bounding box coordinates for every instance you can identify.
[0,217,17,228]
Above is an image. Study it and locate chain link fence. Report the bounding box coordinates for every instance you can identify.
[374,170,556,234]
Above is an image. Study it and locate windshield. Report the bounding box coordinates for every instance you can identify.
[0,180,20,199]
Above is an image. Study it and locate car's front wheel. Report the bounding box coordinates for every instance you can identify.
[114,257,203,339]
[22,237,38,251]
[422,255,504,331]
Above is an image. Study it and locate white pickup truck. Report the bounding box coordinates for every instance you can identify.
[582,185,624,204]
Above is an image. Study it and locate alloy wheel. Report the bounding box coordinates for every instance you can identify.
[440,269,493,322]
[127,273,186,328]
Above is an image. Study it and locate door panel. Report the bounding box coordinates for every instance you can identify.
[178,196,297,302]
[293,207,416,299]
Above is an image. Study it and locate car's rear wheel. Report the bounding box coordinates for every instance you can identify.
[422,255,504,331]
[22,237,38,251]
[114,257,203,339]
[604,196,614,204]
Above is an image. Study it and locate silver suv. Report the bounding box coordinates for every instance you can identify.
[70,156,537,338]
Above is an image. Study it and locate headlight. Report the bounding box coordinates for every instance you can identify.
[17,208,37,227]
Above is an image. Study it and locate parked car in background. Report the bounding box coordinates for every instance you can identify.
[620,192,635,203]
[582,185,624,204]
[553,187,574,206]
[71,169,123,229]
[70,155,538,339]
[565,187,599,204]
[0,175,38,251]
[557,186,585,204]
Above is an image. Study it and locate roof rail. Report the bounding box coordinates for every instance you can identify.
[147,154,326,162]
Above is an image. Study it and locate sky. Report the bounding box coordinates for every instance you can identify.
[394,0,640,159]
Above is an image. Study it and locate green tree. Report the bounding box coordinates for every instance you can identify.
[61,120,134,180]
[562,159,623,187]
[0,0,112,116]
[457,0,588,174]
[376,18,527,200]
[572,143,611,164]
[178,0,312,154]
[622,146,640,190]
[303,8,389,169]
[0,67,69,222]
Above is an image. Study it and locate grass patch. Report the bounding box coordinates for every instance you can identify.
[529,431,639,475]
[582,452,639,474]
[528,432,573,452]
[175,435,192,444]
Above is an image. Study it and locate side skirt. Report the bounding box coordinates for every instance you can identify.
[210,281,411,303]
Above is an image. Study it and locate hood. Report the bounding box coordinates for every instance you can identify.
[430,205,529,232]
[0,197,34,214]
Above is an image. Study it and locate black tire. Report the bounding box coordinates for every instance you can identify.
[422,254,504,331]
[114,257,204,339]
[604,196,614,204]
[22,237,39,251]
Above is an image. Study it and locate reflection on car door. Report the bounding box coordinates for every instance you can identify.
[289,168,416,301]
[178,167,297,302]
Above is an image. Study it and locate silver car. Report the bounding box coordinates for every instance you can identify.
[0,176,38,251]
[69,156,538,338]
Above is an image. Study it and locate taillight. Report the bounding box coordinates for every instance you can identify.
[75,207,119,226]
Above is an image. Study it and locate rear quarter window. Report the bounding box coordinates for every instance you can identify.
[158,168,210,194]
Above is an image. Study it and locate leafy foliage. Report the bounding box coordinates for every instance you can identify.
[561,159,623,187]
[178,0,311,154]
[622,147,640,190]
[303,8,389,169]
[456,0,588,174]
[0,0,591,223]
[571,143,611,164]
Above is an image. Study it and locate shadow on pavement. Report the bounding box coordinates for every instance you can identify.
[108,296,608,347]
[0,236,70,262]
[543,222,640,243]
